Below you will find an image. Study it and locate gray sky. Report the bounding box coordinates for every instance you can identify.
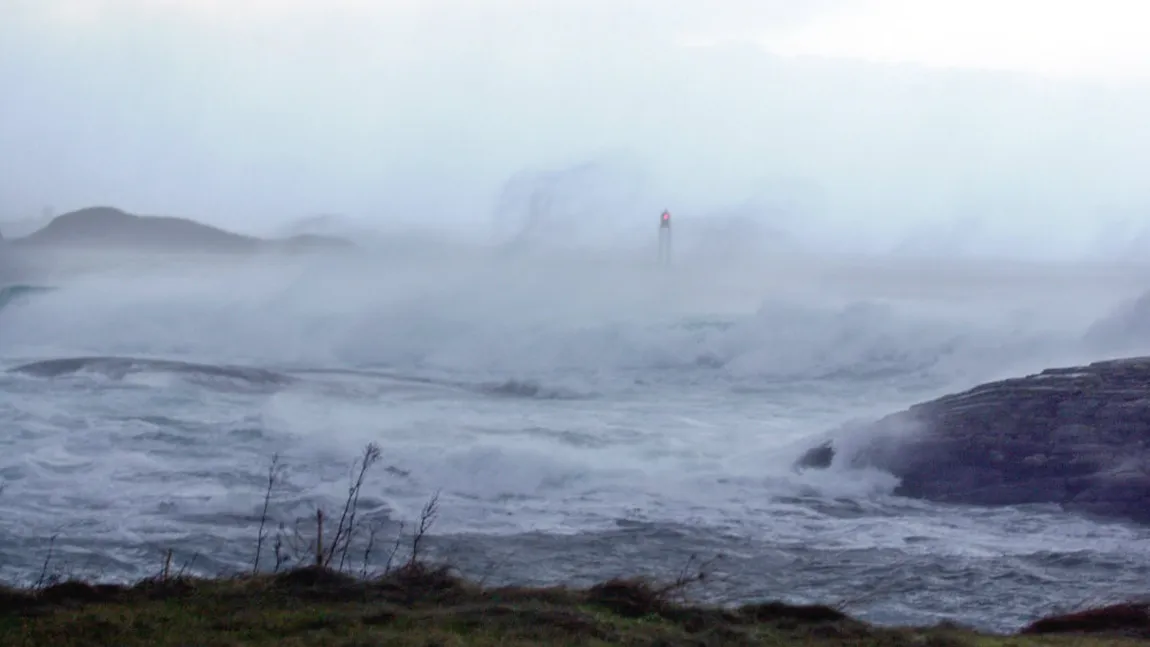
[3,0,1150,257]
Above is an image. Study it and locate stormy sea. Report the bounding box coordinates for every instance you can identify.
[2,237,1150,633]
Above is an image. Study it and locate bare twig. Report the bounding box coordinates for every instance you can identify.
[279,516,316,570]
[252,453,281,575]
[360,521,382,579]
[328,443,382,571]
[177,552,200,579]
[273,523,288,573]
[384,521,405,576]
[314,508,324,568]
[34,534,59,590]
[408,491,441,567]
[654,553,725,604]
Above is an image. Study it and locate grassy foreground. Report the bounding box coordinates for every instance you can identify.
[3,446,1147,645]
[0,562,1147,647]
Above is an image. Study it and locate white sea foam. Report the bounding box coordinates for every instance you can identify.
[3,240,1150,628]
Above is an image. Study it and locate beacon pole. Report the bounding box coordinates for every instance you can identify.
[658,210,672,266]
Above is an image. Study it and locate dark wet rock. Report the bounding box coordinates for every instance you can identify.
[794,443,834,469]
[796,357,1150,524]
[1022,602,1150,637]
[10,356,295,388]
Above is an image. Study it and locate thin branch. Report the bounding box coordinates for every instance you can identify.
[328,443,381,570]
[384,521,405,576]
[252,453,281,575]
[408,490,441,567]
[34,534,59,590]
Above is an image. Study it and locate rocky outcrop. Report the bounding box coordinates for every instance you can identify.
[796,357,1150,525]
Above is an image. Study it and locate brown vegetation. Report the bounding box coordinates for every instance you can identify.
[0,443,1146,646]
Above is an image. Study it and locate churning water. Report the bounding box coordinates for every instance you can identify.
[2,241,1150,632]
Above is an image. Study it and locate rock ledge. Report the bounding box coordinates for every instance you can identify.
[797,357,1150,524]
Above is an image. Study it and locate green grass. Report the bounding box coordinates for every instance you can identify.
[0,563,1145,646]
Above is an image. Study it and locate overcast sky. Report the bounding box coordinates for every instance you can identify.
[2,0,1150,257]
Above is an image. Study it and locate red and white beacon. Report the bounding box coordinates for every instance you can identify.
[657,209,672,265]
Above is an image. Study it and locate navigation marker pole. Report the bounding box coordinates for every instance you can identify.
[658,209,672,266]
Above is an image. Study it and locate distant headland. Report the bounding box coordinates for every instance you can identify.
[0,206,355,255]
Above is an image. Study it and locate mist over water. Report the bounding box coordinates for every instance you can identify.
[6,0,1150,634]
[5,217,1150,630]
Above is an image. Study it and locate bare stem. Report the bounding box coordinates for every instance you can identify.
[408,491,441,567]
[34,534,58,590]
[252,453,280,575]
[328,443,381,570]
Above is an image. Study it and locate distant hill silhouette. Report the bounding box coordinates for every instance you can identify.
[8,207,354,254]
